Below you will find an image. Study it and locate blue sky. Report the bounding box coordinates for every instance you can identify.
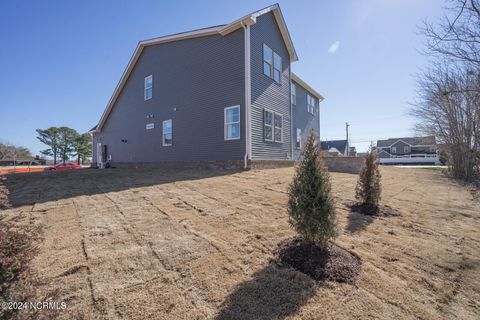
[0,0,443,154]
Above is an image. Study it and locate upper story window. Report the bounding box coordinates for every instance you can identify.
[224,106,240,140]
[163,119,172,146]
[264,109,283,143]
[391,146,397,153]
[263,44,282,83]
[296,128,302,149]
[307,94,315,114]
[291,83,296,105]
[404,146,409,153]
[144,75,153,100]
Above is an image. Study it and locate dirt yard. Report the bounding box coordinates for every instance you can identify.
[1,166,479,319]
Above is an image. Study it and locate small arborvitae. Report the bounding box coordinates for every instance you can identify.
[355,148,382,210]
[287,131,337,251]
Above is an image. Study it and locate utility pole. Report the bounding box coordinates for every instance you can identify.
[345,122,350,156]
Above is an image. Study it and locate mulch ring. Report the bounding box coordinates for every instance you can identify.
[274,238,361,284]
[346,202,401,217]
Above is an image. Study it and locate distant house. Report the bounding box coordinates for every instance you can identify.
[90,4,324,168]
[320,140,349,156]
[375,136,440,165]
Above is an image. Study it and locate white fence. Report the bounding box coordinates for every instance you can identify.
[380,154,441,165]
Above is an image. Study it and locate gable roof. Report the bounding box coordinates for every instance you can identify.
[94,4,297,132]
[292,73,324,101]
[320,140,348,154]
[376,136,436,148]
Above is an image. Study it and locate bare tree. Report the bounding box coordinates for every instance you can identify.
[421,0,480,68]
[413,0,480,182]
[411,63,479,181]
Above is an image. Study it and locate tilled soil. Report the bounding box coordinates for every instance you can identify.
[1,166,479,319]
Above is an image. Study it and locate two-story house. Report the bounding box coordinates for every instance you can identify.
[90,4,323,168]
[376,136,440,165]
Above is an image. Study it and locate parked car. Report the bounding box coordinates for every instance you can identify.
[45,163,82,171]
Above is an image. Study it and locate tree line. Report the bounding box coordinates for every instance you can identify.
[412,0,480,182]
[36,127,92,165]
[0,141,32,160]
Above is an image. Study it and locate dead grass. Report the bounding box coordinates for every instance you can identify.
[0,166,479,319]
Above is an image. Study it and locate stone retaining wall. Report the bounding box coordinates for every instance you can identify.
[320,156,363,174]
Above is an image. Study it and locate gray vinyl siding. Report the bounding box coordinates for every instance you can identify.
[390,140,410,155]
[250,12,292,160]
[94,29,245,163]
[292,81,320,160]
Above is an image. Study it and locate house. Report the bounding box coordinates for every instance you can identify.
[375,136,440,165]
[320,140,349,156]
[90,4,324,168]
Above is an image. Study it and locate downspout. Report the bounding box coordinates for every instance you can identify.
[289,68,293,160]
[241,21,252,169]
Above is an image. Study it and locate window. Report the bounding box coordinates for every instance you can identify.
[296,128,302,148]
[263,45,272,78]
[274,114,283,142]
[224,106,240,140]
[146,123,154,130]
[307,94,315,114]
[163,119,172,146]
[263,44,281,83]
[391,146,397,153]
[291,83,296,105]
[144,75,153,100]
[404,146,409,153]
[264,109,274,141]
[273,52,281,82]
[264,109,283,143]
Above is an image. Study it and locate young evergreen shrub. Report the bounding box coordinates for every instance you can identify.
[355,149,382,209]
[287,132,337,251]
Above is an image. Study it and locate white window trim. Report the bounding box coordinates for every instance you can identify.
[263,44,281,83]
[273,52,282,83]
[263,108,283,143]
[224,105,241,140]
[296,128,302,149]
[264,109,274,142]
[274,113,283,143]
[162,119,172,146]
[146,123,154,130]
[392,146,397,153]
[307,94,315,114]
[404,146,409,153]
[144,75,153,100]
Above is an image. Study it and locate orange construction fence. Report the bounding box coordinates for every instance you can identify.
[0,167,45,175]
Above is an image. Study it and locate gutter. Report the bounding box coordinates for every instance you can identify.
[241,20,252,169]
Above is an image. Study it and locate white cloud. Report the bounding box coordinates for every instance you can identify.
[328,41,340,54]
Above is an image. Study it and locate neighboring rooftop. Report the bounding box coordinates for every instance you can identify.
[376,136,436,148]
[320,140,348,154]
